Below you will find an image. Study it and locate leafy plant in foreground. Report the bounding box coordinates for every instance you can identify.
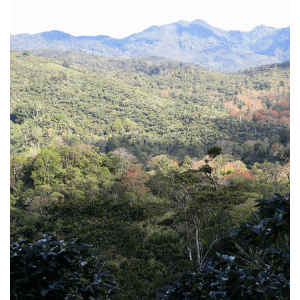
[156,194,290,299]
[10,235,119,299]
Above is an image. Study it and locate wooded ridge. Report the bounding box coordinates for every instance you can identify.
[10,19,290,71]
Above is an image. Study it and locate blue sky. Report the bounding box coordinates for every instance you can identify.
[10,0,290,38]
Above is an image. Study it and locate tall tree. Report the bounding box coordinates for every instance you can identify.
[31,149,63,186]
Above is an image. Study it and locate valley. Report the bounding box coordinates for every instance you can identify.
[10,40,290,299]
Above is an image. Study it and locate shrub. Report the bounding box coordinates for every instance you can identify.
[10,235,118,299]
[22,50,31,56]
[156,194,290,299]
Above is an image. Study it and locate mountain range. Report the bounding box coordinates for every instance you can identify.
[10,19,290,72]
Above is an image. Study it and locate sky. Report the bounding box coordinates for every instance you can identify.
[10,0,290,38]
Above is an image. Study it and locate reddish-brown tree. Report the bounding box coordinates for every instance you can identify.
[121,164,150,199]
[230,169,254,180]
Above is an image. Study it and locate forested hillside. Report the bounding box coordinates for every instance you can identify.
[10,49,289,164]
[10,142,290,299]
[10,19,290,71]
[10,49,290,299]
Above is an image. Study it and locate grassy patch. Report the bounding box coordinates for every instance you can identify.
[225,192,261,226]
[135,204,177,240]
[234,197,259,211]
[229,195,261,225]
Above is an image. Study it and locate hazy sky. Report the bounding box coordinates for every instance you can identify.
[10,0,290,38]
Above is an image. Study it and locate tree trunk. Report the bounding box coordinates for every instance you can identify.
[187,246,192,261]
[205,160,219,191]
[195,228,201,270]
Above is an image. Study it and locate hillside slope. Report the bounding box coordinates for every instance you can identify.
[10,50,289,165]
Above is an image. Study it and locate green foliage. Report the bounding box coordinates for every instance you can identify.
[10,50,288,164]
[62,60,71,68]
[233,194,289,249]
[10,139,290,299]
[10,104,35,125]
[11,197,191,300]
[22,50,31,56]
[10,235,118,299]
[156,194,290,299]
[182,155,193,169]
[199,165,212,174]
[10,47,290,300]
[207,146,222,158]
[51,113,66,123]
[280,128,290,145]
[10,144,124,219]
[31,149,62,186]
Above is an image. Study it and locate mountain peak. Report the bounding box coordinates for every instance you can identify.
[171,19,211,28]
[191,19,210,26]
[10,21,289,72]
[41,30,73,41]
[252,24,273,30]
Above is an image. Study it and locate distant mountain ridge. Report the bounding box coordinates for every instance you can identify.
[10,19,289,72]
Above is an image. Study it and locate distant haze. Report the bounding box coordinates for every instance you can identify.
[10,0,289,39]
[10,19,290,72]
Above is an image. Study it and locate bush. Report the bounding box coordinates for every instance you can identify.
[10,235,118,299]
[156,194,290,299]
[63,60,71,68]
[22,50,31,56]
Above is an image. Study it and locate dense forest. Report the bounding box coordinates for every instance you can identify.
[10,49,290,299]
[10,50,290,163]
